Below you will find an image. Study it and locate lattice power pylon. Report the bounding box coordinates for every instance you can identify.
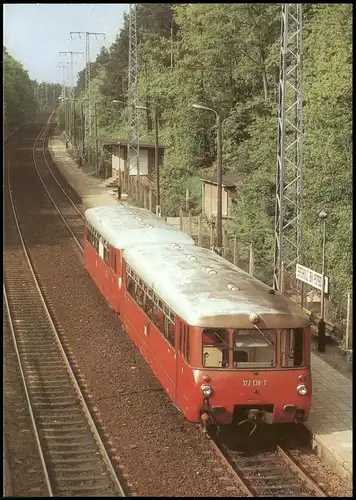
[59,51,84,146]
[57,62,67,99]
[70,31,105,153]
[273,4,303,293]
[128,4,140,190]
[59,51,84,98]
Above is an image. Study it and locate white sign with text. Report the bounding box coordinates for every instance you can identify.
[296,264,329,293]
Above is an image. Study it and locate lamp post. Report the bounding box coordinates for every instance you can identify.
[112,99,127,199]
[192,104,223,255]
[136,105,160,216]
[318,210,328,353]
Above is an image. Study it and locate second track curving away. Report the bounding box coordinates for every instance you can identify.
[4,122,126,497]
[31,114,85,249]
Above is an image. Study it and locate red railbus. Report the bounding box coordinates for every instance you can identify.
[83,206,195,312]
[121,243,312,433]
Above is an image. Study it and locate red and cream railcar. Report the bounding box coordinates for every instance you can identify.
[121,243,312,431]
[83,206,195,312]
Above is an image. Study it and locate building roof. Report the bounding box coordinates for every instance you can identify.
[201,172,239,188]
[100,137,166,150]
[123,244,310,329]
[84,206,194,250]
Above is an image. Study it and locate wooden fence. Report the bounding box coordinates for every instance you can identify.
[119,171,158,213]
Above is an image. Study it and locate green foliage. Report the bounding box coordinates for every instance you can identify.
[71,4,352,316]
[301,4,352,317]
[4,47,37,130]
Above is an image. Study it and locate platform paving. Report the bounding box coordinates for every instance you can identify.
[48,136,122,209]
[307,353,352,485]
[48,134,353,487]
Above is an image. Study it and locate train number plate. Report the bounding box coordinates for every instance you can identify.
[242,379,267,387]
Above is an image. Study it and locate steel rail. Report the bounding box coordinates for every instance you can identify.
[5,122,126,497]
[277,444,327,497]
[38,118,84,219]
[201,427,327,497]
[199,428,252,496]
[30,113,83,251]
[4,290,54,497]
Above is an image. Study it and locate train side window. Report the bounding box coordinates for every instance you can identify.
[136,285,144,310]
[144,296,154,320]
[281,329,304,367]
[164,316,175,347]
[127,274,135,297]
[93,232,99,253]
[152,304,164,332]
[103,242,110,266]
[202,329,229,368]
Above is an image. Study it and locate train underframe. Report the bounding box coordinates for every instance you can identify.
[199,399,307,437]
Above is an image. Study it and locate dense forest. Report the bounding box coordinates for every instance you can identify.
[62,4,354,327]
[4,46,61,133]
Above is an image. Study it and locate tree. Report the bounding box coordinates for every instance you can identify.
[4,47,37,130]
[68,4,352,318]
[301,4,352,321]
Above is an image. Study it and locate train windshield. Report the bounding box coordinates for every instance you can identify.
[202,329,230,368]
[202,328,277,369]
[280,328,304,367]
[232,329,277,368]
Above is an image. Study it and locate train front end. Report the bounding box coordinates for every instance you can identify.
[186,322,311,434]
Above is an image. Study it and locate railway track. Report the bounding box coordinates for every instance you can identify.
[205,429,327,497]
[5,119,331,498]
[4,122,126,497]
[31,114,85,249]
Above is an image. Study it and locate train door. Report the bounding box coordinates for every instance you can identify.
[108,246,119,312]
[98,237,109,300]
[175,320,191,413]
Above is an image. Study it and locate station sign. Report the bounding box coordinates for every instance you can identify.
[296,264,329,294]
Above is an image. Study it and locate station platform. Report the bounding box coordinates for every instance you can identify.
[48,136,123,209]
[48,135,352,487]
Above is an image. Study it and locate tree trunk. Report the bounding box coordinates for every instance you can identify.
[262,67,268,103]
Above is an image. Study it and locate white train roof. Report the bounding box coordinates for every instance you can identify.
[123,244,310,329]
[84,205,195,249]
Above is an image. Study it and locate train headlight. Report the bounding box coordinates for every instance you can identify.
[297,384,308,396]
[201,385,213,397]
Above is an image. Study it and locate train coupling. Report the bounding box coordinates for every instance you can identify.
[237,409,271,436]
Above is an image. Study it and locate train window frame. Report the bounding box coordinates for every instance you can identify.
[125,264,176,346]
[280,328,304,367]
[103,240,110,266]
[110,247,116,272]
[86,222,100,253]
[202,328,229,368]
[179,323,183,354]
[232,329,277,369]
[164,315,176,347]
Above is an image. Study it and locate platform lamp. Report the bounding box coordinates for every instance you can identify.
[192,104,223,256]
[318,210,328,353]
[112,100,127,199]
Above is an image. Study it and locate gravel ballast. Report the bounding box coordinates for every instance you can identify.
[5,123,351,497]
[6,126,243,496]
